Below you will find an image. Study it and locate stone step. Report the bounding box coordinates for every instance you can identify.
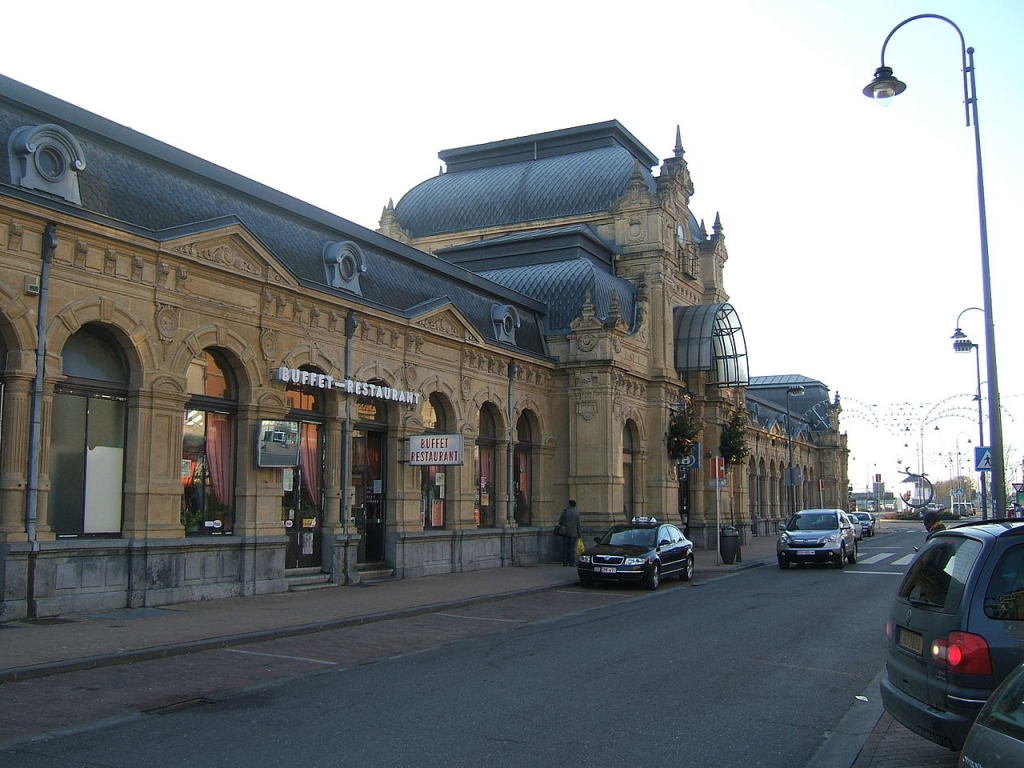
[285,568,335,592]
[356,563,398,584]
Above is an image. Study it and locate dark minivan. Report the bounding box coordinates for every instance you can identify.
[881,520,1024,751]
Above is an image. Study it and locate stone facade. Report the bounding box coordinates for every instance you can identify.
[0,77,847,621]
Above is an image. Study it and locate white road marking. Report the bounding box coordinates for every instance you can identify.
[435,612,526,623]
[222,648,336,665]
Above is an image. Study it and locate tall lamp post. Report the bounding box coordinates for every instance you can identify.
[863,14,1006,517]
[952,306,989,518]
[786,385,805,516]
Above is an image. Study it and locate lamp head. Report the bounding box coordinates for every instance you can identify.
[863,66,907,105]
[786,385,805,397]
[953,337,976,354]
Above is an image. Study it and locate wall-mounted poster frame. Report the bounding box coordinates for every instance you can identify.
[257,419,300,467]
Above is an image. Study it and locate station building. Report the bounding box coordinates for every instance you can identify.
[0,74,847,619]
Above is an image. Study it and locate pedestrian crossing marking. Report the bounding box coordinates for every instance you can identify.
[852,551,915,567]
[858,553,894,565]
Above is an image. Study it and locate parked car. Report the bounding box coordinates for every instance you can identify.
[958,658,1024,767]
[776,508,859,569]
[880,520,1024,751]
[577,518,694,590]
[849,514,864,541]
[952,502,975,518]
[854,511,876,537]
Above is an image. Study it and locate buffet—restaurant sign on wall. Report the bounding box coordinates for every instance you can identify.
[273,367,422,405]
[408,434,464,466]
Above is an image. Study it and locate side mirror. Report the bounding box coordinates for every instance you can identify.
[659,539,670,547]
[778,523,787,532]
[594,537,601,544]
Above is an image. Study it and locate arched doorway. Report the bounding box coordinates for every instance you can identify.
[353,389,388,564]
[282,367,326,570]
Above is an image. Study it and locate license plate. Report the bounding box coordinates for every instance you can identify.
[897,627,924,655]
[599,566,617,574]
[796,550,816,556]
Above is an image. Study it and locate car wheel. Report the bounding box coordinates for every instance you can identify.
[680,555,694,581]
[644,563,660,590]
[835,546,846,569]
[778,557,789,570]
[848,542,858,565]
[579,572,593,587]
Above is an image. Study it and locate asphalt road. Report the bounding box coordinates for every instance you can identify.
[1,534,920,767]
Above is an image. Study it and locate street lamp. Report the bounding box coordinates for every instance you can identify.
[952,306,989,518]
[786,385,805,516]
[863,14,1006,517]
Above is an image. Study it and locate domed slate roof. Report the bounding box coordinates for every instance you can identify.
[480,256,636,335]
[395,121,659,238]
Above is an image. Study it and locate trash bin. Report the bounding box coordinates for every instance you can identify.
[719,526,740,565]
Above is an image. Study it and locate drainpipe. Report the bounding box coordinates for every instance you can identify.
[340,311,357,582]
[25,222,58,616]
[506,360,517,529]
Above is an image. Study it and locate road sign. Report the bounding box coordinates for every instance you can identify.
[1012,483,1023,493]
[975,446,993,472]
[710,456,726,480]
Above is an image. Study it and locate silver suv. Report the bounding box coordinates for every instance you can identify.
[777,508,859,569]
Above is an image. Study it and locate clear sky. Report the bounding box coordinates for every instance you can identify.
[2,0,1022,498]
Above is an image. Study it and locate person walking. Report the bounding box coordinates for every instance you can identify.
[558,499,582,566]
[923,510,946,536]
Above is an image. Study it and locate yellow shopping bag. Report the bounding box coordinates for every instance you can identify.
[575,538,585,558]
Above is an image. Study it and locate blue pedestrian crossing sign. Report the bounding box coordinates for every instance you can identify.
[975,446,993,472]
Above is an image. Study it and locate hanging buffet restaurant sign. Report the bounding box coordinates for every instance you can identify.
[408,434,464,466]
[273,366,422,405]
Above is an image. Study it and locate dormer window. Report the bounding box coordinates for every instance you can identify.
[491,304,521,344]
[323,240,367,295]
[7,123,86,204]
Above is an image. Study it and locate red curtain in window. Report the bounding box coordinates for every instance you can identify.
[516,449,529,498]
[300,422,321,510]
[206,413,232,507]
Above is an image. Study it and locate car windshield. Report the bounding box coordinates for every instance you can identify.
[857,514,871,522]
[788,513,838,531]
[603,527,657,547]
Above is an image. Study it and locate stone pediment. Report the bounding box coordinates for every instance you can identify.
[161,227,295,288]
[412,304,480,344]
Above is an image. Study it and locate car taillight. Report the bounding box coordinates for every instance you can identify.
[930,632,993,675]
[885,619,893,642]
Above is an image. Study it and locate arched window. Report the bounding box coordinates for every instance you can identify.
[475,405,499,528]
[514,412,534,526]
[623,422,637,520]
[181,350,237,534]
[420,393,450,530]
[51,325,128,535]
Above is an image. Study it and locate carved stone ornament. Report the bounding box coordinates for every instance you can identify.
[577,401,598,421]
[260,329,278,360]
[174,243,260,276]
[155,304,180,343]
